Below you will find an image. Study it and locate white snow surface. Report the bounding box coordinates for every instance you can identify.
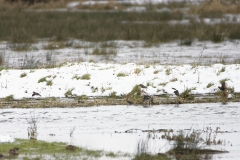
[0,135,15,143]
[0,62,239,99]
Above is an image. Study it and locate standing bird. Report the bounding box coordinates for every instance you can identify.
[126,99,133,105]
[142,95,152,103]
[139,84,147,89]
[9,147,19,156]
[218,81,226,91]
[32,91,41,97]
[172,88,180,97]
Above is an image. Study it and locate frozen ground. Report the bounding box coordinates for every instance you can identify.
[1,102,240,159]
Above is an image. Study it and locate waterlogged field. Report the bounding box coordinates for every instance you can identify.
[1,102,240,159]
[1,1,240,159]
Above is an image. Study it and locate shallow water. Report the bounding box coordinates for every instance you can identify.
[1,103,240,159]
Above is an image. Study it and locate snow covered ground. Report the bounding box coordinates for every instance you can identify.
[0,61,239,99]
[1,41,240,100]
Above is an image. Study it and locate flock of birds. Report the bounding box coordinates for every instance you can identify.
[31,82,227,105]
[138,81,227,105]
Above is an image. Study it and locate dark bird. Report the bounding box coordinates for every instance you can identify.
[142,95,152,103]
[0,154,4,158]
[66,145,77,151]
[218,81,226,91]
[9,147,19,156]
[126,99,133,105]
[32,91,41,97]
[139,84,147,89]
[172,88,180,97]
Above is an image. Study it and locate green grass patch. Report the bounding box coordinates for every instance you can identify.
[117,72,128,77]
[170,78,177,82]
[126,85,142,104]
[159,82,168,87]
[206,82,214,88]
[46,80,53,86]
[153,70,160,74]
[20,72,27,78]
[217,67,226,75]
[38,77,47,83]
[64,88,75,97]
[81,74,91,80]
[219,78,229,85]
[0,138,124,159]
[72,74,81,80]
[4,94,14,101]
[180,88,195,100]
[109,91,117,98]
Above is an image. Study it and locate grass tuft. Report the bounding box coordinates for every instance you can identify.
[117,72,128,77]
[180,88,194,100]
[109,91,117,98]
[38,77,47,83]
[134,68,142,75]
[206,82,214,88]
[4,94,14,101]
[126,85,142,104]
[0,53,4,66]
[81,74,91,80]
[165,68,171,75]
[64,88,75,98]
[72,75,81,80]
[20,72,27,78]
[46,80,53,86]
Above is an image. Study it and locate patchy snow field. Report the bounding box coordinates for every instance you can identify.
[0,61,239,99]
[1,102,240,159]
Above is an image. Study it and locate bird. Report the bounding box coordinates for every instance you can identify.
[218,81,226,91]
[172,88,180,97]
[139,84,147,89]
[66,145,77,151]
[32,91,41,97]
[142,95,152,103]
[9,147,19,156]
[0,154,4,158]
[126,99,133,105]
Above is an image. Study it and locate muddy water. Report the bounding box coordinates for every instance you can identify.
[1,103,240,159]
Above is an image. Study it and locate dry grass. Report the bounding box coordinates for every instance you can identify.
[2,2,240,44]
[0,92,240,108]
[190,0,240,14]
[0,0,72,9]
